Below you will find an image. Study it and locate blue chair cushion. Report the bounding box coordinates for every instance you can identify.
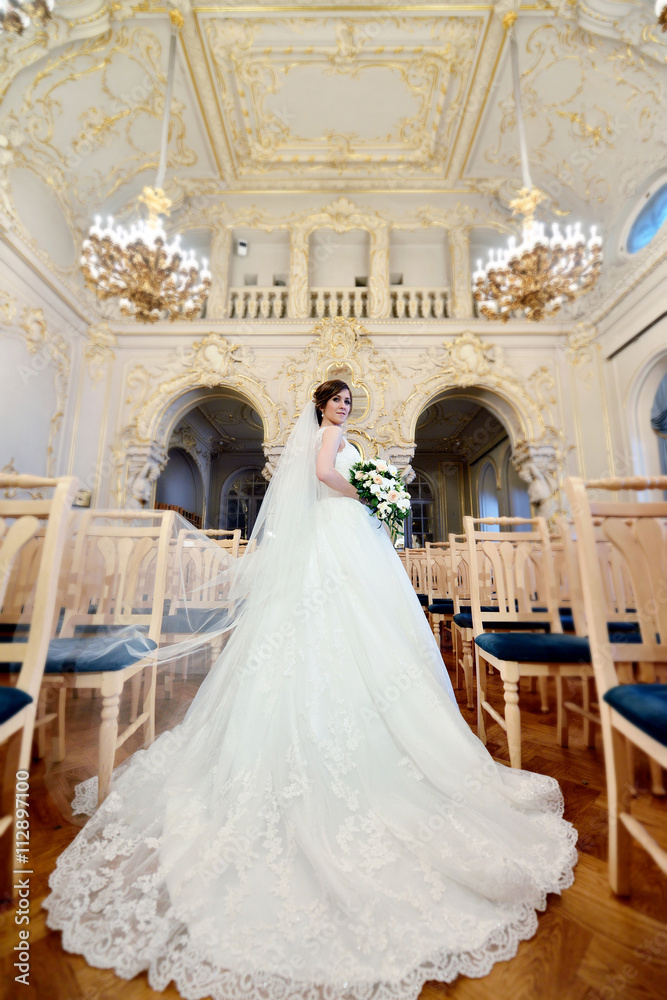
[428,599,454,614]
[559,614,575,633]
[558,615,640,639]
[453,614,551,631]
[606,621,641,636]
[603,684,667,747]
[417,593,429,607]
[0,623,29,637]
[0,687,33,725]
[0,635,157,674]
[162,609,232,633]
[475,632,592,663]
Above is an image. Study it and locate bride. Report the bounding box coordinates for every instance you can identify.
[44,379,576,1000]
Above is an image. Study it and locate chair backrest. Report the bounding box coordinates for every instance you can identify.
[556,516,640,637]
[59,509,176,644]
[201,528,241,559]
[462,515,562,635]
[448,534,471,609]
[425,542,451,604]
[403,547,427,592]
[169,527,234,609]
[566,476,667,695]
[0,475,78,701]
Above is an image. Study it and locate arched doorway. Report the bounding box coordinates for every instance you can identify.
[411,393,531,541]
[153,390,265,528]
[651,373,667,477]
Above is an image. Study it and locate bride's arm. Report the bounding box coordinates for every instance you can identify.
[316,426,360,500]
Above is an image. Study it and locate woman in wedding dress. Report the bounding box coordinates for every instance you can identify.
[44,380,577,1000]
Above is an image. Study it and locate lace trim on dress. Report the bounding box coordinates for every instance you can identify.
[45,766,577,1000]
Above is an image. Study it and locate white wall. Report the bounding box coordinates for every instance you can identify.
[0,242,85,485]
[155,448,201,514]
[389,230,450,287]
[308,229,370,286]
[229,229,290,287]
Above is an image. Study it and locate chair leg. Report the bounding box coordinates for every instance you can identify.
[477,654,488,744]
[98,676,122,807]
[625,741,637,797]
[130,672,142,723]
[461,635,474,710]
[607,726,633,896]
[503,665,522,769]
[142,661,157,748]
[53,685,67,763]
[556,675,567,748]
[582,675,592,747]
[1,728,22,904]
[649,759,666,797]
[538,675,549,713]
[452,627,461,689]
[36,690,48,760]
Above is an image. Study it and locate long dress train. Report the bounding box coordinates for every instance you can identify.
[43,435,577,1000]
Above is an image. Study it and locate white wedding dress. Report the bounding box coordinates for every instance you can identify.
[44,424,577,1000]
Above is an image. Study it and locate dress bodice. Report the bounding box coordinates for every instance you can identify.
[315,428,358,500]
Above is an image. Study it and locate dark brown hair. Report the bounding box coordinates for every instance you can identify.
[313,380,352,426]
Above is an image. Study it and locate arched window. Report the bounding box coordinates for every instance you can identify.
[478,462,499,529]
[406,472,434,548]
[221,469,268,538]
[627,183,667,254]
[651,373,667,476]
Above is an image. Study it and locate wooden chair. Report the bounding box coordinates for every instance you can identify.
[40,509,176,806]
[468,516,594,768]
[202,528,241,559]
[449,532,500,709]
[161,527,235,695]
[403,546,429,613]
[0,474,77,900]
[425,541,454,643]
[566,475,667,894]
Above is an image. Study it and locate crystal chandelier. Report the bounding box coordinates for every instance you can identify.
[81,10,210,324]
[657,0,667,32]
[0,0,53,35]
[472,13,602,323]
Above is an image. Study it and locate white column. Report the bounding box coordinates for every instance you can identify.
[207,228,233,319]
[369,224,390,319]
[449,226,473,319]
[288,227,309,318]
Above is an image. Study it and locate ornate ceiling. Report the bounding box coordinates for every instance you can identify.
[0,0,666,311]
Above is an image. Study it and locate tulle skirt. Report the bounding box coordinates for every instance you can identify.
[44,497,577,999]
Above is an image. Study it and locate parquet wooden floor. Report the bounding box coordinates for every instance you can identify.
[1,648,666,1000]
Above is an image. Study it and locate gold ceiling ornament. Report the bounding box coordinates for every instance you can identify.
[657,0,667,31]
[472,16,602,323]
[81,8,211,324]
[0,0,53,36]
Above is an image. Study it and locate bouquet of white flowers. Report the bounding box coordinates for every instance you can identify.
[349,457,411,539]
